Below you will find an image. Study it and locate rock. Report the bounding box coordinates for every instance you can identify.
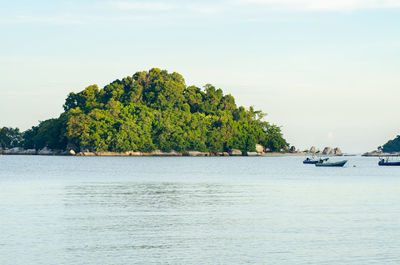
[309,146,316,153]
[3,147,25,154]
[38,147,54,155]
[334,147,343,156]
[229,149,242,156]
[95,152,122,156]
[151,150,165,156]
[25,149,37,155]
[76,152,95,156]
[289,146,296,153]
[125,151,143,156]
[41,147,55,155]
[58,150,70,155]
[165,150,181,156]
[183,151,207,156]
[322,147,334,155]
[151,150,182,156]
[255,144,264,153]
[69,149,76,156]
[247,152,259,156]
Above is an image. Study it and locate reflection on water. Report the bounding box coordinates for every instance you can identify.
[1,156,400,264]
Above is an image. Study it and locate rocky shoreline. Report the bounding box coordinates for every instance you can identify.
[0,146,306,157]
[362,151,400,157]
[0,145,347,157]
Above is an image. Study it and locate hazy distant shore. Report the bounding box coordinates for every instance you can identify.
[362,151,400,157]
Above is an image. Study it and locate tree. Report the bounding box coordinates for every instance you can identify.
[262,124,289,152]
[0,127,23,149]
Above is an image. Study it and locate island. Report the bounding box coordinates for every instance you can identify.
[0,68,291,156]
[363,135,400,156]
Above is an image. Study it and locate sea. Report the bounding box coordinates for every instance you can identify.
[1,155,400,265]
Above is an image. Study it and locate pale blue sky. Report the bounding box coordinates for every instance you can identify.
[1,0,400,152]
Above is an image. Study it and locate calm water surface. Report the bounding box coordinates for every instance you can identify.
[1,156,400,264]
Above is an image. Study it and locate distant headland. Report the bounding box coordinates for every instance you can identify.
[1,68,292,156]
[362,135,400,156]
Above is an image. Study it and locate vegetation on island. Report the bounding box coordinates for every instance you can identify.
[0,127,23,149]
[1,68,289,153]
[380,135,400,153]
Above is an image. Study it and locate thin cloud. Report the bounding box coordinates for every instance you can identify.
[110,1,221,14]
[111,1,179,11]
[0,15,84,25]
[232,0,400,11]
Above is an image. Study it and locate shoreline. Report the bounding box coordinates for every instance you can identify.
[0,147,308,157]
[0,150,346,157]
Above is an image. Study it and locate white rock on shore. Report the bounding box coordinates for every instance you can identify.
[255,144,264,153]
[183,151,208,156]
[334,147,343,156]
[229,149,242,156]
[152,150,182,156]
[38,147,54,155]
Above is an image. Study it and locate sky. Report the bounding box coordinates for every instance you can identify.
[1,0,400,153]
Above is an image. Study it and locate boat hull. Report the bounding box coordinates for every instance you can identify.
[315,160,347,167]
[379,161,400,166]
[303,158,328,164]
[303,160,319,164]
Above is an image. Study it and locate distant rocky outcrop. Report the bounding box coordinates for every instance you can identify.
[321,146,343,156]
[361,150,400,156]
[334,147,342,156]
[322,147,333,155]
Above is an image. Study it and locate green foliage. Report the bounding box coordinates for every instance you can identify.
[19,68,288,153]
[0,127,23,149]
[23,114,68,150]
[261,124,289,152]
[382,135,400,153]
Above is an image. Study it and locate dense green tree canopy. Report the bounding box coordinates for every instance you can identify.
[381,135,400,152]
[8,68,289,153]
[0,127,23,149]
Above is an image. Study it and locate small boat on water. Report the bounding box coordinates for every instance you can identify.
[315,160,347,167]
[379,156,400,166]
[303,157,328,164]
